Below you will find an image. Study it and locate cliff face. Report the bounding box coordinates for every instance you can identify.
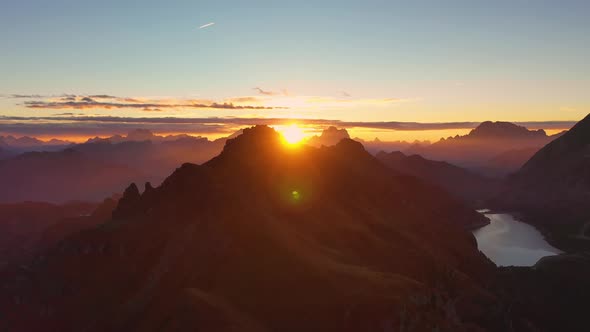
[0,126,498,332]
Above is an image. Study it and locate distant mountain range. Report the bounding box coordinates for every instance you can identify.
[0,121,564,204]
[0,135,72,158]
[406,121,565,177]
[305,126,431,155]
[305,122,564,178]
[3,124,590,331]
[0,149,148,203]
[0,130,229,203]
[0,125,502,331]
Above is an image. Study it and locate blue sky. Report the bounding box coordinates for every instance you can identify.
[0,0,589,139]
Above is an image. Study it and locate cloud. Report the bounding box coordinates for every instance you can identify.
[8,94,46,99]
[51,112,85,116]
[0,115,577,140]
[199,22,215,29]
[224,96,265,104]
[22,95,287,111]
[253,87,288,96]
[305,96,405,105]
[88,94,118,99]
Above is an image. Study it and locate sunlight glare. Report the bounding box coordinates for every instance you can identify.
[279,124,306,145]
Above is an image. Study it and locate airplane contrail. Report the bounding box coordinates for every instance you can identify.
[199,22,215,29]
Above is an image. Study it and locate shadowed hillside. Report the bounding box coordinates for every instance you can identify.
[493,113,590,251]
[0,125,503,332]
[0,200,116,267]
[0,149,148,203]
[377,151,500,208]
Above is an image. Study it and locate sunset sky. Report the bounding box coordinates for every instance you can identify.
[1,0,588,141]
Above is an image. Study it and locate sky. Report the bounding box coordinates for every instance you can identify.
[1,0,589,141]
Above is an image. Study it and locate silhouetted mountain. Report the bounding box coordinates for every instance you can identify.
[73,134,225,182]
[0,201,99,267]
[0,130,230,203]
[0,125,508,331]
[0,149,149,203]
[305,126,350,146]
[406,121,563,177]
[0,146,14,160]
[0,135,72,156]
[493,114,590,251]
[305,127,431,155]
[468,121,548,139]
[86,129,199,144]
[377,151,499,208]
[490,253,590,332]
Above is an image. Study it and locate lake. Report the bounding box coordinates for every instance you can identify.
[472,210,562,266]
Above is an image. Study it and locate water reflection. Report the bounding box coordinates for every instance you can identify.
[473,211,562,266]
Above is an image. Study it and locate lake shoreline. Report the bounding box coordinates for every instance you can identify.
[473,210,563,267]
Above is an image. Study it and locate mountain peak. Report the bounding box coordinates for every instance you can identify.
[221,125,283,154]
[127,128,156,141]
[306,126,351,147]
[469,121,547,139]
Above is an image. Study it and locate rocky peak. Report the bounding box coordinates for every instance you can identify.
[307,126,351,147]
[126,129,156,141]
[112,183,141,219]
[469,121,547,139]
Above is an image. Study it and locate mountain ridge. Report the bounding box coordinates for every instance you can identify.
[1,125,498,331]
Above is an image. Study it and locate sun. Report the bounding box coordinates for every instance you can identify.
[278,124,306,145]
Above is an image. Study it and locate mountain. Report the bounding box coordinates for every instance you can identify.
[377,151,499,208]
[0,130,229,203]
[0,125,505,331]
[406,121,563,176]
[74,129,227,179]
[0,149,148,203]
[72,135,225,184]
[305,126,431,155]
[0,201,99,267]
[0,135,72,155]
[485,147,540,176]
[305,126,350,147]
[0,146,14,160]
[85,129,200,144]
[493,113,590,251]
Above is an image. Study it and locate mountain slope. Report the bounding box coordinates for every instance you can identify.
[0,126,499,332]
[0,201,98,267]
[0,149,148,203]
[376,151,499,208]
[494,114,590,250]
